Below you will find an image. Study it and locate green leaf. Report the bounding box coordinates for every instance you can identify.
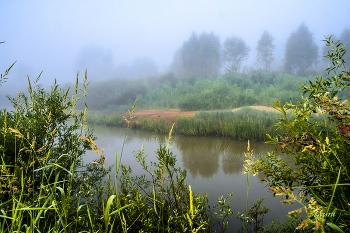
[326,222,345,233]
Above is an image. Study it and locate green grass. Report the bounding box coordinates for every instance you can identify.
[87,107,286,141]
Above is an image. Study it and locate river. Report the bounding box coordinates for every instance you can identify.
[84,125,300,231]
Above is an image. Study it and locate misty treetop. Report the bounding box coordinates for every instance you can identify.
[284,23,319,76]
[223,35,251,75]
[255,30,275,72]
[340,27,350,64]
[181,31,221,77]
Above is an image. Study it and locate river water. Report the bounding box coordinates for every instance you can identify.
[84,125,300,231]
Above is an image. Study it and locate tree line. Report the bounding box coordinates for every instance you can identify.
[170,23,350,77]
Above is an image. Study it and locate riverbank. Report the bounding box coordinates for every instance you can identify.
[86,106,285,141]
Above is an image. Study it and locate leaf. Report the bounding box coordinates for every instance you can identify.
[326,222,345,233]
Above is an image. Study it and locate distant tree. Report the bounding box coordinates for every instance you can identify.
[169,48,185,76]
[182,31,200,76]
[128,56,158,78]
[255,30,275,71]
[284,23,319,76]
[181,31,221,77]
[223,36,250,74]
[340,27,350,64]
[197,32,221,77]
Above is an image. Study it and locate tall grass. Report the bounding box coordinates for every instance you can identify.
[86,107,286,141]
[175,108,284,141]
[1,73,262,232]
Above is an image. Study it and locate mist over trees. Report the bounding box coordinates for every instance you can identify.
[181,31,221,77]
[255,30,275,71]
[283,23,319,76]
[340,27,350,64]
[75,46,158,80]
[223,36,250,74]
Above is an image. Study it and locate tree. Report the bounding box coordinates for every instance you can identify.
[181,31,221,77]
[182,31,200,77]
[340,27,350,64]
[169,48,185,76]
[223,35,250,74]
[284,23,319,76]
[197,32,221,77]
[255,30,275,71]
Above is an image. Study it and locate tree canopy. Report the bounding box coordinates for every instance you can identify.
[255,30,275,71]
[223,35,250,74]
[284,23,319,76]
[340,27,350,64]
[181,31,221,77]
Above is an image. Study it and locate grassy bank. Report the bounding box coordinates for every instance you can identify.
[86,107,285,141]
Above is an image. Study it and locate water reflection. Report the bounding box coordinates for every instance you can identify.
[177,136,220,178]
[87,125,299,230]
[91,125,274,178]
[174,135,274,178]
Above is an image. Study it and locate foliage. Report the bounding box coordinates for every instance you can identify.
[0,67,269,231]
[248,36,350,232]
[181,31,221,77]
[284,23,319,76]
[256,30,275,72]
[223,35,250,75]
[0,71,120,231]
[118,141,235,232]
[63,68,319,112]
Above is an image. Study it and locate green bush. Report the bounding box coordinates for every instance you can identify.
[248,36,350,231]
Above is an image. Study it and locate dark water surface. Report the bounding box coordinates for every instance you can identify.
[84,125,299,231]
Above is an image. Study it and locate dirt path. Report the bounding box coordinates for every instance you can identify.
[133,109,197,123]
[132,106,278,123]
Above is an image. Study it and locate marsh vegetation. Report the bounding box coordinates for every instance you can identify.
[0,36,349,232]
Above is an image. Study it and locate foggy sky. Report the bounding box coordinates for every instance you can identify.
[1,0,350,89]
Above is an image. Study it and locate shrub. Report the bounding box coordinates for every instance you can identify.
[248,36,350,231]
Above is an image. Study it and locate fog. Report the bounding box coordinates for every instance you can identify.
[1,0,350,100]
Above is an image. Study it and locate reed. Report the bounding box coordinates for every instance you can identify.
[175,108,285,141]
[0,72,244,232]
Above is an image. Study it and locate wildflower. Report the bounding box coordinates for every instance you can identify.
[288,208,302,215]
[296,219,313,229]
[336,115,346,119]
[280,199,295,204]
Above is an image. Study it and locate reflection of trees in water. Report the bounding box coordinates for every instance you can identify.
[92,125,275,178]
[221,151,245,175]
[175,136,273,178]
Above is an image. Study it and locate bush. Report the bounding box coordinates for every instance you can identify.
[0,73,116,231]
[247,36,350,231]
